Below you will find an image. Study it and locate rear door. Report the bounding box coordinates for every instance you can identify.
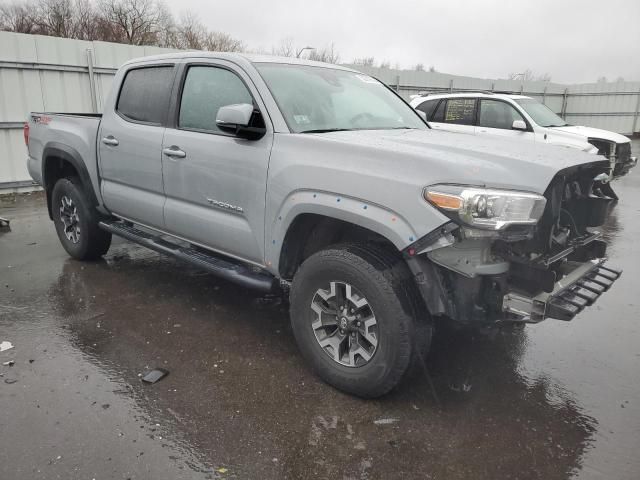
[476,99,534,141]
[161,60,273,265]
[430,97,476,134]
[98,64,176,229]
[438,98,477,134]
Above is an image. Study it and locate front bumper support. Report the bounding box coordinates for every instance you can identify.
[502,259,621,322]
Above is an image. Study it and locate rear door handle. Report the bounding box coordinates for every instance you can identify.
[163,146,186,159]
[102,136,119,146]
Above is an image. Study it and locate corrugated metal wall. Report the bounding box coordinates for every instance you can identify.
[0,31,180,191]
[1,31,639,192]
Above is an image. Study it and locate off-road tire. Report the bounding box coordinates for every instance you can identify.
[290,243,430,398]
[51,177,112,260]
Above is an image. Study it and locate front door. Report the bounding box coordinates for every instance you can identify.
[98,65,176,229]
[475,99,535,141]
[161,62,273,265]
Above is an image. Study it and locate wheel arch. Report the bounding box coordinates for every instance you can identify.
[272,194,417,280]
[42,142,98,220]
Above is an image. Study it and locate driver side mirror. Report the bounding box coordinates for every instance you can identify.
[216,103,266,140]
[512,119,527,131]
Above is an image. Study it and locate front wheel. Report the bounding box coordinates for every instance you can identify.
[290,244,429,398]
[51,177,112,260]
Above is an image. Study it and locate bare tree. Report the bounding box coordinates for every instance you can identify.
[203,31,244,52]
[509,68,551,82]
[352,57,375,66]
[174,11,205,49]
[428,65,436,72]
[73,0,101,39]
[308,43,340,64]
[379,60,390,69]
[99,0,168,45]
[414,63,424,71]
[271,37,295,57]
[33,0,77,37]
[0,1,37,33]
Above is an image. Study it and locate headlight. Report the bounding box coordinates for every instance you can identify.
[424,185,547,230]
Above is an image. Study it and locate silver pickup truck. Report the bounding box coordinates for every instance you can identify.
[26,52,621,397]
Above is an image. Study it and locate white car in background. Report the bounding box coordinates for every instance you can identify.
[410,92,636,180]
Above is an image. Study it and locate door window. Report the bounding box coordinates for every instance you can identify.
[179,66,254,133]
[416,99,440,120]
[116,66,174,125]
[444,98,476,125]
[479,99,526,130]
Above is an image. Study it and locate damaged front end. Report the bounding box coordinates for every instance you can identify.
[406,162,621,324]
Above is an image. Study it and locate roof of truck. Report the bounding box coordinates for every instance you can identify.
[123,51,359,72]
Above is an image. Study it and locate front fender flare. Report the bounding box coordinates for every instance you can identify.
[266,190,420,272]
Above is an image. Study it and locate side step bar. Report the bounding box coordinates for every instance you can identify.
[99,220,277,292]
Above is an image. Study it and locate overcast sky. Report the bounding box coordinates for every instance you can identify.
[166,0,640,84]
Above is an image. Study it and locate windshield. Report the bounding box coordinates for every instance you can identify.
[515,98,569,127]
[255,63,426,133]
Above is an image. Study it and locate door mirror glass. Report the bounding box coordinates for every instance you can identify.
[216,103,254,128]
[512,119,527,131]
[216,103,266,140]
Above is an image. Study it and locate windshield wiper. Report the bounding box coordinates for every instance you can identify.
[299,128,353,134]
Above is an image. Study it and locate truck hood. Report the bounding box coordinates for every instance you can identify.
[309,128,609,194]
[549,125,630,144]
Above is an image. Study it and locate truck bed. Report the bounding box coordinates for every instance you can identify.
[27,112,103,206]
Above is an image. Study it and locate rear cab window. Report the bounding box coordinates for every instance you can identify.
[444,98,476,125]
[116,66,175,125]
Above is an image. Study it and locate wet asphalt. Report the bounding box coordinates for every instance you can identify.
[1,141,639,480]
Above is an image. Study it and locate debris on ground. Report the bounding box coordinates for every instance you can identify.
[141,368,169,384]
[0,341,14,352]
[4,378,17,384]
[0,216,10,229]
[373,418,399,425]
[3,360,15,366]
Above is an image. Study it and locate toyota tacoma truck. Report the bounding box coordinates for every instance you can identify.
[25,53,621,398]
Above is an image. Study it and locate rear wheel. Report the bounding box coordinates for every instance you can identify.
[290,244,430,398]
[52,177,111,260]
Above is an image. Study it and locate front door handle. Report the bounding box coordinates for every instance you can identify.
[102,136,119,146]
[162,146,186,159]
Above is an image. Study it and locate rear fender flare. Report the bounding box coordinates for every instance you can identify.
[42,142,98,218]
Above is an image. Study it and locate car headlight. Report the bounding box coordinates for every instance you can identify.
[424,185,547,230]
